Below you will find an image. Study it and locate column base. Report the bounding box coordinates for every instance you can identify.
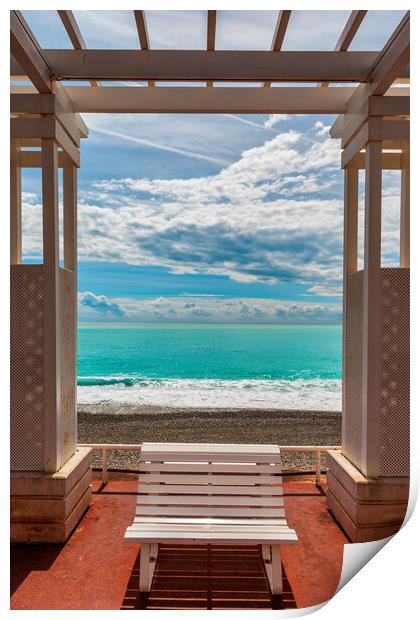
[11,447,92,543]
[326,450,409,543]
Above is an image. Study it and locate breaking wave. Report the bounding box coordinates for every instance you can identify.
[77,376,342,411]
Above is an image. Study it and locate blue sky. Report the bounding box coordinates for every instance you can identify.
[19,10,405,324]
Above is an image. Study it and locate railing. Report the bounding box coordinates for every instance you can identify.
[78,443,341,486]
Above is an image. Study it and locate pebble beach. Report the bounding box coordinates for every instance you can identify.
[77,404,341,471]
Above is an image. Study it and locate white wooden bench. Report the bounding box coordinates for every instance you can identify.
[125,442,298,595]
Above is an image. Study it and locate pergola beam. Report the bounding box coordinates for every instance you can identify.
[339,95,409,147]
[350,152,403,170]
[206,10,217,87]
[134,10,155,87]
[341,118,409,168]
[57,10,99,87]
[368,12,410,96]
[331,12,410,140]
[46,85,357,114]
[11,89,89,147]
[11,117,80,166]
[10,11,52,93]
[264,10,291,87]
[18,150,74,168]
[31,49,380,83]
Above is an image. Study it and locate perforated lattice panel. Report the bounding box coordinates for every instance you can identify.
[379,268,410,477]
[11,265,45,470]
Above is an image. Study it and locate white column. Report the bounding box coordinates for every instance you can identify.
[10,139,22,264]
[400,147,410,268]
[63,161,77,272]
[342,165,359,451]
[42,138,61,473]
[362,141,382,478]
[63,160,78,461]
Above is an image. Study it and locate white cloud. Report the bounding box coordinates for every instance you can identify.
[78,291,125,317]
[22,125,401,294]
[314,121,331,136]
[264,114,291,129]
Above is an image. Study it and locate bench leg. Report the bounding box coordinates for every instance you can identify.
[271,545,283,595]
[262,545,272,591]
[139,543,151,592]
[262,545,283,595]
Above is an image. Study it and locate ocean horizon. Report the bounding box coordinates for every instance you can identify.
[77,323,342,411]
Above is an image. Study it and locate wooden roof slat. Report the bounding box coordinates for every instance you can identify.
[57,10,99,87]
[335,10,367,52]
[207,10,217,87]
[134,10,155,87]
[10,10,52,93]
[271,10,292,51]
[57,10,87,50]
[264,10,291,87]
[320,10,367,88]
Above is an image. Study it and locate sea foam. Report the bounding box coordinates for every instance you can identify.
[77,376,342,411]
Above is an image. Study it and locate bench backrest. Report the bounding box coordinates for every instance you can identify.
[137,442,285,520]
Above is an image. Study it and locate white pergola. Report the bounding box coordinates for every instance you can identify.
[10,10,410,544]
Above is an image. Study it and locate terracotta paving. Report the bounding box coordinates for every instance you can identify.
[11,475,348,610]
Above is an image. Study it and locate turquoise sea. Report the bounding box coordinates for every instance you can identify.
[77,324,342,410]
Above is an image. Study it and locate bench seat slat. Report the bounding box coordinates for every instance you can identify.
[136,495,284,506]
[140,463,282,474]
[133,517,288,525]
[141,453,281,463]
[135,506,285,517]
[137,484,283,496]
[141,442,280,454]
[139,474,282,485]
[125,529,297,544]
[130,522,289,531]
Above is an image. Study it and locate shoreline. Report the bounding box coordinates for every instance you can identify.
[78,403,341,470]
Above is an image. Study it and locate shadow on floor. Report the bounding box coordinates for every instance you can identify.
[121,544,297,610]
[10,544,63,596]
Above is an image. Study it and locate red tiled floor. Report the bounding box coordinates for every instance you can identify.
[11,476,348,610]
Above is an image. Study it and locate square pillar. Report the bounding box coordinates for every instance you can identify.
[10,125,91,542]
[10,139,22,264]
[362,141,383,478]
[400,147,410,268]
[327,133,409,542]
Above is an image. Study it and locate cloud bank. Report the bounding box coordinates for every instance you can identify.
[78,294,341,324]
